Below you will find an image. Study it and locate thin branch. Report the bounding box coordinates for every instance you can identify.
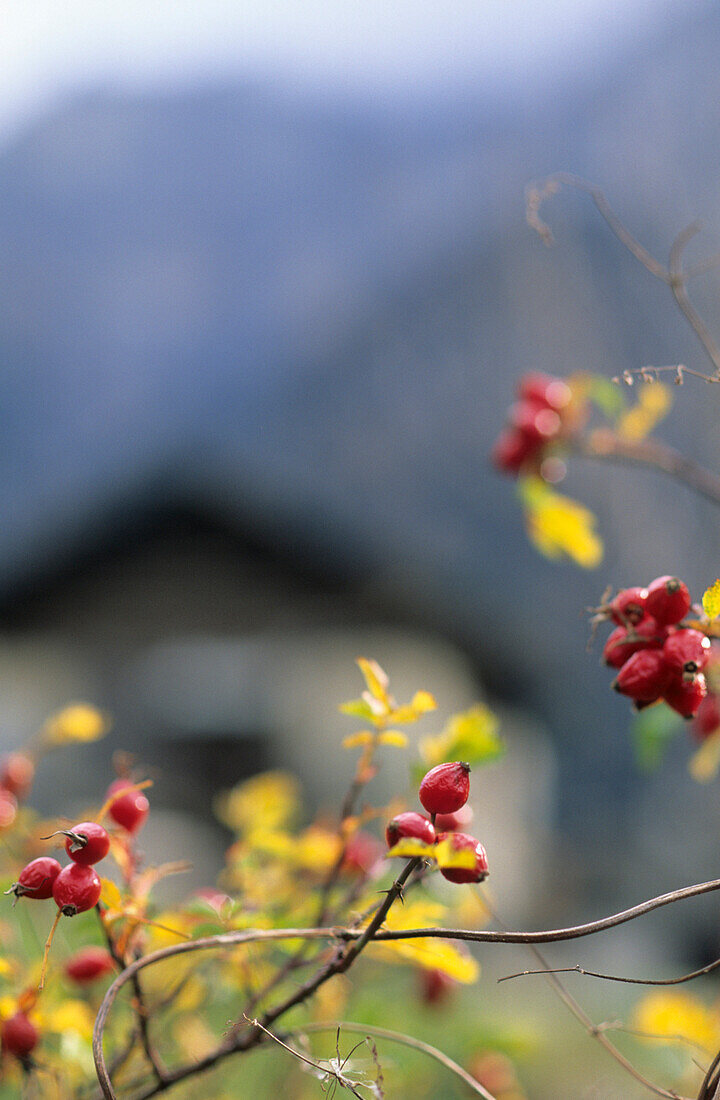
[526,172,720,380]
[484,895,686,1100]
[498,956,720,988]
[94,876,720,1099]
[97,906,167,1087]
[247,1018,366,1099]
[525,173,669,280]
[576,430,720,509]
[297,1021,496,1100]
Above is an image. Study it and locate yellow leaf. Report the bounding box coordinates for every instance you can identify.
[522,480,603,569]
[342,731,375,749]
[369,900,478,984]
[100,878,123,911]
[616,381,671,442]
[633,991,719,1050]
[689,730,720,783]
[411,691,437,715]
[434,838,477,872]
[214,771,301,834]
[43,704,109,745]
[377,730,408,748]
[703,579,720,621]
[386,838,437,860]
[357,658,390,704]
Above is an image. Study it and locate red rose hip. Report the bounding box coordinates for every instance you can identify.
[419,762,471,816]
[612,649,671,703]
[65,946,115,985]
[52,863,102,916]
[0,753,35,799]
[105,779,149,834]
[7,857,62,901]
[664,673,708,719]
[436,831,488,884]
[491,428,539,475]
[63,821,110,866]
[385,812,435,850]
[1,1011,38,1060]
[609,587,648,626]
[693,693,720,740]
[645,576,691,626]
[517,373,572,412]
[603,617,667,668]
[663,629,711,676]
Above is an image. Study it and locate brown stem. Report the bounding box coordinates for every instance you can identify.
[97,906,167,1087]
[93,876,720,1098]
[576,430,720,509]
[499,955,720,988]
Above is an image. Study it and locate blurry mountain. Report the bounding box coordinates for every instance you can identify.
[1,0,720,852]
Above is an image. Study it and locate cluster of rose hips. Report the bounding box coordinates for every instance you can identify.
[385,761,488,884]
[0,779,149,1064]
[600,576,711,717]
[492,372,580,477]
[7,778,149,917]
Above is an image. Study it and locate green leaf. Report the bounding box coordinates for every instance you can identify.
[631,705,683,771]
[339,698,375,720]
[587,375,627,421]
[702,579,720,621]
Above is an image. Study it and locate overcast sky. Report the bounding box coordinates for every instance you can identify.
[0,0,699,140]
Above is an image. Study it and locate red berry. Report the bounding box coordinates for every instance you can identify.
[663,629,711,676]
[385,812,435,850]
[491,428,539,475]
[65,946,115,985]
[434,805,474,832]
[419,762,471,816]
[105,780,149,834]
[420,967,456,1005]
[509,401,562,443]
[612,649,672,703]
[52,863,102,916]
[8,857,62,900]
[664,673,708,719]
[436,831,488,884]
[0,754,35,799]
[693,693,720,740]
[517,373,572,412]
[603,618,668,668]
[341,832,383,877]
[0,789,17,829]
[1,1011,38,1060]
[64,821,110,866]
[609,587,648,626]
[645,575,691,626]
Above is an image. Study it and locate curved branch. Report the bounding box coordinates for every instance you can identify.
[499,956,720,989]
[298,1021,496,1100]
[526,172,720,380]
[93,877,720,1097]
[576,430,720,510]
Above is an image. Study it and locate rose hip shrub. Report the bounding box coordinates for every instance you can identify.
[0,674,531,1099]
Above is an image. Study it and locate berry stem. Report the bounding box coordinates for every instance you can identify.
[97,780,153,824]
[38,909,62,991]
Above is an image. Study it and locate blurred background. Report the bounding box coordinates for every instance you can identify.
[2,1,720,1092]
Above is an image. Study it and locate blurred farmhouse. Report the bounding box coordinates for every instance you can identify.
[0,2,720,934]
